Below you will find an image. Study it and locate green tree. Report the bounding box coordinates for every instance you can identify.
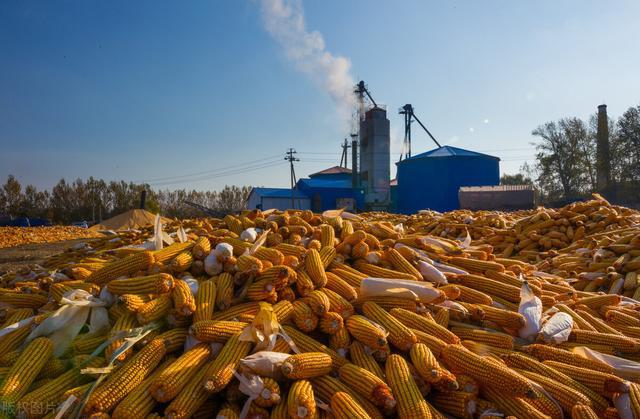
[500,173,533,185]
[2,175,23,217]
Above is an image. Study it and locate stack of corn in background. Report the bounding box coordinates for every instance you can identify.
[0,195,639,418]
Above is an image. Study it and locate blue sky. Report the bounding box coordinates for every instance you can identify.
[1,0,639,191]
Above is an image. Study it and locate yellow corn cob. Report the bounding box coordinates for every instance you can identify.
[236,254,263,273]
[259,265,295,289]
[72,331,108,355]
[353,259,417,280]
[202,333,252,393]
[319,246,336,269]
[433,308,449,328]
[295,270,315,297]
[282,325,348,369]
[386,248,423,280]
[83,338,167,414]
[441,344,536,399]
[349,341,384,379]
[111,357,175,418]
[189,320,246,343]
[217,402,240,418]
[311,375,382,419]
[155,328,188,353]
[501,352,608,412]
[0,337,53,413]
[193,280,216,323]
[430,391,476,419]
[481,386,549,419]
[281,352,333,379]
[170,252,193,272]
[319,311,344,334]
[304,290,330,316]
[210,302,260,321]
[87,251,154,285]
[287,380,315,419]
[253,377,281,407]
[476,304,526,330]
[0,308,33,327]
[304,249,327,288]
[109,302,132,321]
[338,362,396,411]
[455,274,519,302]
[346,314,388,351]
[555,304,597,331]
[568,329,640,353]
[362,302,416,351]
[118,293,153,312]
[214,272,234,311]
[385,354,432,419]
[246,278,278,302]
[461,340,514,358]
[320,224,335,247]
[320,288,354,319]
[329,326,351,355]
[253,247,285,265]
[444,284,493,305]
[19,356,102,418]
[449,257,504,273]
[330,391,371,419]
[269,394,289,419]
[605,309,640,327]
[325,272,358,301]
[522,344,613,373]
[391,308,460,344]
[542,360,629,394]
[516,368,592,413]
[330,267,367,288]
[153,242,195,264]
[0,293,48,309]
[274,243,306,260]
[136,294,172,324]
[192,236,211,260]
[571,404,600,419]
[105,311,137,361]
[577,294,621,309]
[354,295,422,312]
[292,301,318,332]
[172,279,196,317]
[149,342,212,402]
[629,382,640,418]
[164,367,210,419]
[409,343,451,386]
[451,327,514,349]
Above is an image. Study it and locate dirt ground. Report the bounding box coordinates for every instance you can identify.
[0,239,88,273]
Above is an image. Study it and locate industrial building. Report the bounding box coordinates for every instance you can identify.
[246,188,310,211]
[395,146,500,213]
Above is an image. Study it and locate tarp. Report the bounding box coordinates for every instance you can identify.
[89,209,170,231]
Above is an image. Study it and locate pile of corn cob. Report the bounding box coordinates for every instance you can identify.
[0,201,639,418]
[0,227,103,249]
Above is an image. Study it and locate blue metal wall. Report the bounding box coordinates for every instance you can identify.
[296,179,365,212]
[396,149,499,213]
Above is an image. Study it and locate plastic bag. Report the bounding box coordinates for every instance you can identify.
[573,346,640,381]
[518,281,542,341]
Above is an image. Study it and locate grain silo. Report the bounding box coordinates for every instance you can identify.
[395,146,500,213]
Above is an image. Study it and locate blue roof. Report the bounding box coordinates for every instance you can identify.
[397,146,500,164]
[297,178,353,189]
[250,187,308,199]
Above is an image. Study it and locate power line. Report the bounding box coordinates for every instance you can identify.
[136,154,282,184]
[285,148,300,209]
[149,160,285,187]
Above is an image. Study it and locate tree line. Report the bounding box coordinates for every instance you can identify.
[0,176,251,224]
[501,103,640,205]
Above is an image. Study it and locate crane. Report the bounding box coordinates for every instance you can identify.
[398,104,441,161]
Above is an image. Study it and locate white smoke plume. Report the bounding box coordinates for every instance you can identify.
[260,0,355,128]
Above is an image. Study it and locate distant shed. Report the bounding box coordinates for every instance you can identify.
[396,146,500,213]
[459,185,536,210]
[246,188,311,211]
[296,178,364,212]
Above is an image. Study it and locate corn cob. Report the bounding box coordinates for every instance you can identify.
[282,325,348,369]
[72,331,108,355]
[156,328,188,352]
[319,245,336,269]
[171,252,193,272]
[269,394,289,419]
[346,314,388,350]
[353,259,417,280]
[441,344,536,398]
[0,293,48,309]
[391,308,460,344]
[386,248,423,280]
[164,367,210,419]
[349,340,385,379]
[477,304,526,330]
[319,311,344,334]
[331,267,367,288]
[189,320,246,343]
[362,302,416,351]
[304,290,330,316]
[258,265,295,289]
[149,342,212,402]
[385,354,432,419]
[480,386,549,419]
[319,224,335,247]
[172,279,196,317]
[430,390,476,419]
[325,272,358,301]
[338,362,396,411]
[214,272,234,311]
[542,360,629,394]
[517,368,593,412]
[523,344,613,372]
[449,257,504,273]
[88,251,154,285]
[210,302,260,321]
[409,343,452,386]
[555,304,597,331]
[153,242,194,264]
[136,294,172,324]
[354,295,422,312]
[571,404,600,419]
[254,247,285,265]
[118,293,153,312]
[236,254,263,273]
[329,325,351,355]
[292,300,318,332]
[304,249,327,288]
[202,333,252,393]
[105,311,137,361]
[192,236,211,260]
[311,375,382,419]
[281,352,333,379]
[193,279,216,323]
[330,391,371,419]
[321,288,354,319]
[83,338,166,414]
[287,380,315,419]
[451,327,514,349]
[294,270,315,297]
[252,377,281,407]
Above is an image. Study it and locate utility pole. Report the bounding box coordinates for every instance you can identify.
[340,139,351,168]
[284,148,300,209]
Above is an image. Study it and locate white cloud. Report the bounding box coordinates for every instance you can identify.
[483,118,490,124]
[468,127,475,133]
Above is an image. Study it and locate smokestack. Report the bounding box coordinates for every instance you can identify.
[596,104,611,195]
[140,190,147,210]
[351,138,358,188]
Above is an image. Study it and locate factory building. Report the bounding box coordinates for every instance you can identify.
[246,188,310,211]
[358,106,391,210]
[395,146,500,213]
